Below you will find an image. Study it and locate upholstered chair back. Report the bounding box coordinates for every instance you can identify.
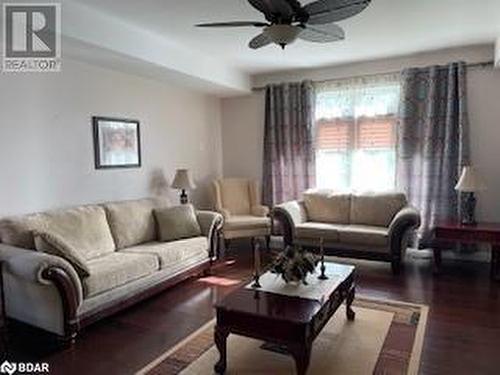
[212,178,260,216]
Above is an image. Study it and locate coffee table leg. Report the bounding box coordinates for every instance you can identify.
[433,248,442,274]
[290,343,311,375]
[491,246,500,281]
[214,325,229,374]
[346,285,356,321]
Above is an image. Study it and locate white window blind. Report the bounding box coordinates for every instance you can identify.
[315,75,401,192]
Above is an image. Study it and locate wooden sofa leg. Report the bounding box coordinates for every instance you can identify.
[57,329,77,348]
[203,265,213,277]
[224,239,231,254]
[265,235,271,250]
[391,258,402,275]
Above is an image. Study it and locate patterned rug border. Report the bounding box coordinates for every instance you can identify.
[136,296,428,375]
[356,297,429,375]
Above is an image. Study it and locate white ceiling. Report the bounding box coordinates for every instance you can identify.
[73,0,500,75]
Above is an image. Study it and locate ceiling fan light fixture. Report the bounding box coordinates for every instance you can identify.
[264,24,301,48]
[196,0,373,50]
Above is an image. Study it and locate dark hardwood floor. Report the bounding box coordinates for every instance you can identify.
[4,245,500,375]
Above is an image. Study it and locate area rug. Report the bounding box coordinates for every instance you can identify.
[137,297,428,375]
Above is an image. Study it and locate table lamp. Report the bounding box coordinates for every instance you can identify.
[455,166,486,225]
[171,169,196,204]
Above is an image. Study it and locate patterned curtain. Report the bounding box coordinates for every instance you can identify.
[397,62,470,246]
[263,81,315,206]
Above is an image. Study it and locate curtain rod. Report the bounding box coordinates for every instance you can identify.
[252,60,495,92]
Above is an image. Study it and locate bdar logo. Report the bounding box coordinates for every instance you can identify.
[0,361,49,375]
[0,361,17,375]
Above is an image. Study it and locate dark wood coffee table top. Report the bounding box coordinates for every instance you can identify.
[214,262,356,375]
[215,262,355,324]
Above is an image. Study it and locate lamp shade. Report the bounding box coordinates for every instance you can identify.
[455,166,486,192]
[171,169,196,190]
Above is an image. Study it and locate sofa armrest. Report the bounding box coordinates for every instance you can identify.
[251,205,270,217]
[388,206,421,258]
[272,201,307,246]
[216,208,231,220]
[0,244,83,305]
[196,211,224,260]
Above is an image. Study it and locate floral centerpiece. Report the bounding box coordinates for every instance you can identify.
[271,245,319,285]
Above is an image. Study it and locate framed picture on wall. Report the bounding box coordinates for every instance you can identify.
[93,116,141,169]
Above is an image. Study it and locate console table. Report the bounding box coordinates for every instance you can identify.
[434,222,500,280]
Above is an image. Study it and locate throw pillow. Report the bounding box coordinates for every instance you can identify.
[303,192,351,224]
[33,231,90,278]
[155,205,202,242]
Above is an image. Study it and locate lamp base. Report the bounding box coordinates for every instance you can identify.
[461,192,477,226]
[180,190,188,205]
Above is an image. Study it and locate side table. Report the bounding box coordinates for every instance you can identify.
[434,222,500,281]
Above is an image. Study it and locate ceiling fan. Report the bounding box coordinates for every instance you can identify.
[196,0,372,50]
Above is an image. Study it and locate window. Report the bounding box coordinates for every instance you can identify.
[315,76,401,192]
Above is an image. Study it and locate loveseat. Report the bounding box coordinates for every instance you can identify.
[272,191,420,274]
[0,198,223,342]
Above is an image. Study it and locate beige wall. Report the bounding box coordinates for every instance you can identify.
[221,93,265,181]
[221,44,500,222]
[0,59,223,216]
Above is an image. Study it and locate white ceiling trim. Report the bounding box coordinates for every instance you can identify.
[62,0,251,95]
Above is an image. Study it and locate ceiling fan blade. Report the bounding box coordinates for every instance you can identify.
[248,0,272,15]
[305,0,371,25]
[299,23,345,43]
[248,0,294,22]
[249,33,272,49]
[196,21,268,28]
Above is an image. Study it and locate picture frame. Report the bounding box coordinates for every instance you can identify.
[92,116,141,169]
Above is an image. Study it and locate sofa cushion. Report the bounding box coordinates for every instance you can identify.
[34,231,90,277]
[0,214,47,249]
[39,206,116,260]
[224,215,271,230]
[219,179,251,215]
[303,192,351,224]
[155,205,202,242]
[83,252,159,298]
[295,222,340,241]
[350,193,407,227]
[121,237,209,269]
[103,198,169,249]
[336,225,389,246]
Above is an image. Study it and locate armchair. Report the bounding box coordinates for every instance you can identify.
[212,178,271,250]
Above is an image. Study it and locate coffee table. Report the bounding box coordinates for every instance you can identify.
[214,262,356,375]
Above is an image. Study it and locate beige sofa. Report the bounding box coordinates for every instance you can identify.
[273,191,420,274]
[0,198,223,342]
